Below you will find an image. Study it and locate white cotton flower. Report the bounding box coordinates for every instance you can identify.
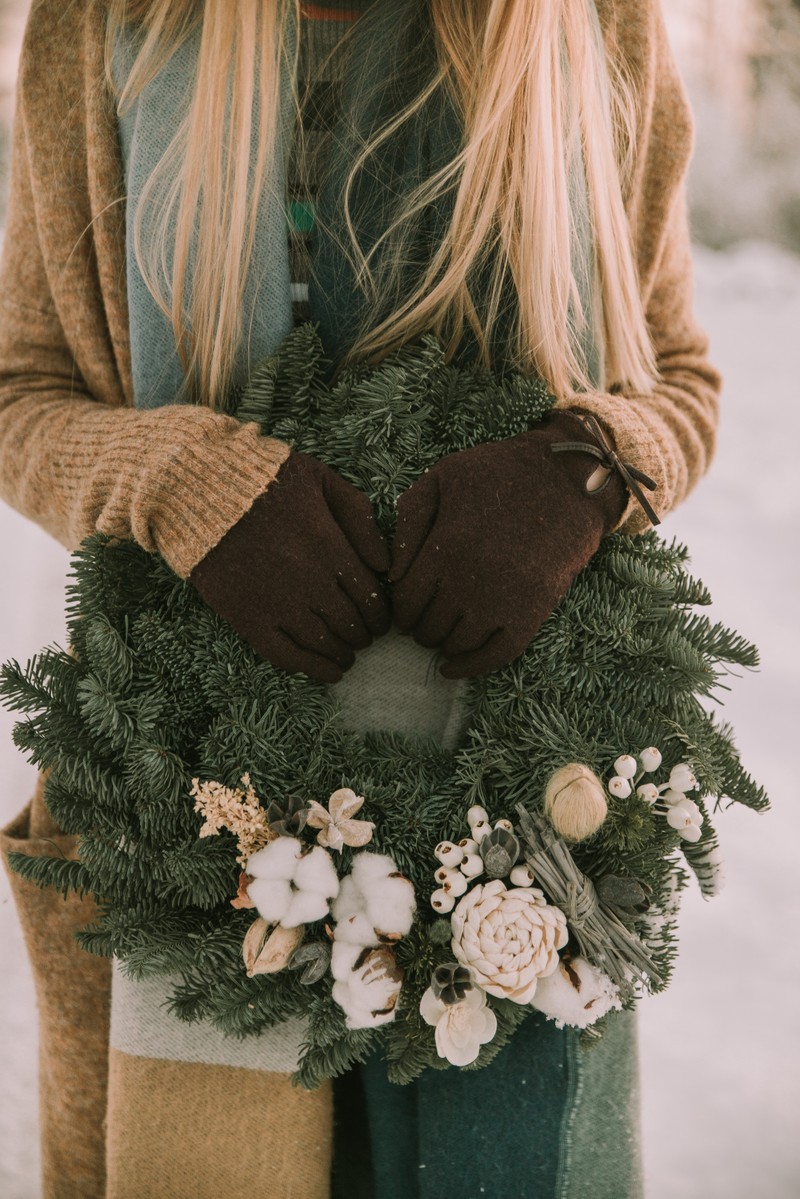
[613,755,638,779]
[332,911,376,948]
[246,837,339,928]
[333,852,417,938]
[364,871,417,937]
[636,783,659,805]
[639,747,663,773]
[419,985,498,1067]
[668,763,698,793]
[608,775,632,799]
[532,956,622,1029]
[330,874,364,923]
[331,945,403,1030]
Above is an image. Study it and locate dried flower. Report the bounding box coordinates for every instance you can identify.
[266,793,309,839]
[544,764,608,842]
[288,941,332,986]
[430,962,474,1006]
[191,773,273,868]
[331,944,404,1030]
[242,918,304,977]
[450,879,568,1004]
[306,788,375,852]
[332,852,416,940]
[420,983,497,1066]
[531,954,622,1029]
[478,826,521,879]
[246,836,339,928]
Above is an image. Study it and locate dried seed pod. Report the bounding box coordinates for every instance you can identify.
[266,793,309,839]
[242,919,305,977]
[431,962,474,1006]
[467,805,489,829]
[460,853,485,879]
[288,941,332,985]
[479,827,521,879]
[442,870,468,897]
[434,841,463,868]
[596,875,652,921]
[430,888,455,914]
[509,863,535,888]
[544,764,608,842]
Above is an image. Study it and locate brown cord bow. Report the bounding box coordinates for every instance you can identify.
[550,411,661,527]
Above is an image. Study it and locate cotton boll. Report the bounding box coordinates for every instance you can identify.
[246,877,292,924]
[247,836,302,881]
[331,875,364,923]
[293,845,340,898]
[350,853,396,888]
[531,957,622,1029]
[334,912,376,948]
[330,941,363,981]
[282,887,332,928]
[364,874,416,937]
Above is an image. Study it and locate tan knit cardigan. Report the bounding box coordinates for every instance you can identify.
[0,0,720,575]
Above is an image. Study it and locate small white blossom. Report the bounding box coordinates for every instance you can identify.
[420,984,498,1067]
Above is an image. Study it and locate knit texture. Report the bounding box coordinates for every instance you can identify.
[0,0,720,565]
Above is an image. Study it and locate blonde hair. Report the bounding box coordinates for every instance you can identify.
[106,0,657,409]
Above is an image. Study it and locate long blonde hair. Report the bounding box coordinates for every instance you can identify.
[106,0,657,409]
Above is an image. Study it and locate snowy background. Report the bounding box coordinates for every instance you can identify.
[1,2,799,1196]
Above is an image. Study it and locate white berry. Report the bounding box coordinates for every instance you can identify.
[460,853,484,879]
[434,841,463,868]
[636,783,659,805]
[467,805,489,829]
[434,865,460,886]
[613,755,638,779]
[509,864,535,888]
[608,776,632,799]
[471,820,491,842]
[458,837,479,855]
[430,888,455,914]
[442,871,468,897]
[639,747,662,773]
[494,818,514,833]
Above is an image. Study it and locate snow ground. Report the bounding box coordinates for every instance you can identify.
[0,240,798,1198]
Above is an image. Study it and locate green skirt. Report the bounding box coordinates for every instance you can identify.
[332,1007,643,1199]
[331,632,645,1199]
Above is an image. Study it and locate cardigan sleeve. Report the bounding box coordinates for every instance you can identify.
[553,0,722,534]
[0,51,291,582]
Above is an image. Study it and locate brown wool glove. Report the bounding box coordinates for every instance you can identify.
[388,411,633,679]
[188,451,391,683]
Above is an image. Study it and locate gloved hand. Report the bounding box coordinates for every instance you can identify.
[388,411,636,679]
[188,451,391,683]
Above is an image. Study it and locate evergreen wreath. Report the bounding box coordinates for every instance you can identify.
[0,324,769,1087]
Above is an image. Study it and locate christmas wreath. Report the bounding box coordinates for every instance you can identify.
[1,325,768,1087]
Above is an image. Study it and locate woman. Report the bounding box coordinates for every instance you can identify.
[0,1,720,1196]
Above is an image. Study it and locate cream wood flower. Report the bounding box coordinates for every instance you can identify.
[419,984,498,1066]
[450,879,568,1004]
[306,788,375,852]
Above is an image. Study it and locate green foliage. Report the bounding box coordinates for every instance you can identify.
[0,323,768,1087]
